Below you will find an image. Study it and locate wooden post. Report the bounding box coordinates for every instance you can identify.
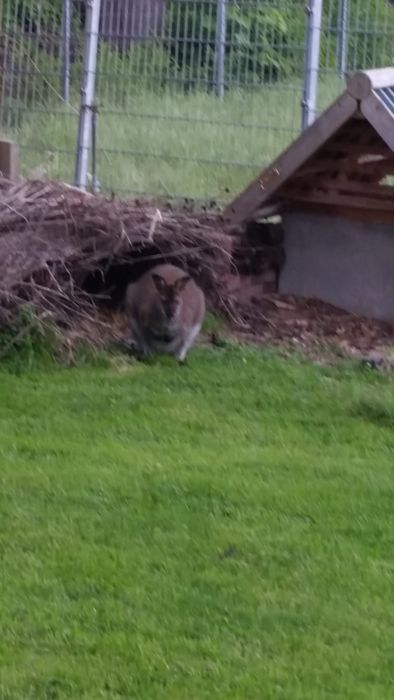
[0,139,19,178]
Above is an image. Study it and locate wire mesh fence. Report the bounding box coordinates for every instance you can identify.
[0,0,84,181]
[317,0,394,112]
[93,0,308,200]
[1,0,394,203]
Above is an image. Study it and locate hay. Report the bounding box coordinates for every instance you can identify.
[0,178,234,325]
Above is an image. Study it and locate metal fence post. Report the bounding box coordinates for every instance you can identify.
[214,0,227,98]
[74,0,102,190]
[337,0,348,79]
[301,0,323,130]
[61,0,71,102]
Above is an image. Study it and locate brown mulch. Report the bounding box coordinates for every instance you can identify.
[0,177,392,362]
[233,294,393,361]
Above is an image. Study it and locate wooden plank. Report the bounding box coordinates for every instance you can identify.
[294,173,389,187]
[292,162,344,178]
[287,179,394,201]
[320,142,388,156]
[294,168,388,183]
[293,172,378,186]
[324,180,394,200]
[280,148,394,188]
[293,154,394,179]
[223,91,358,226]
[287,200,394,224]
[328,119,374,136]
[361,92,394,151]
[365,164,394,178]
[253,202,281,219]
[324,123,382,143]
[282,188,394,212]
[0,139,18,179]
[353,110,366,120]
[347,67,394,100]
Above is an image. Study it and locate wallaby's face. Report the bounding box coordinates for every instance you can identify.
[152,273,190,320]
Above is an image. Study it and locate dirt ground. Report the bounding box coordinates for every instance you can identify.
[1,178,391,367]
[65,291,394,369]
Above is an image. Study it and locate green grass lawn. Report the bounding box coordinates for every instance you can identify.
[0,346,393,699]
[3,79,343,200]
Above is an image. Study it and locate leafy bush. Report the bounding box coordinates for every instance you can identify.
[96,42,179,103]
[1,0,63,30]
[226,2,306,84]
[1,0,394,110]
[0,1,85,128]
[165,0,306,89]
[320,0,394,72]
[165,0,394,90]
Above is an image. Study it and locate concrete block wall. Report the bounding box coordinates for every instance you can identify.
[279,211,394,321]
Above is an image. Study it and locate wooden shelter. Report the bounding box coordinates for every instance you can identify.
[224,68,394,322]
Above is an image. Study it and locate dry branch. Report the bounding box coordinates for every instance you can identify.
[0,177,391,359]
[0,178,234,325]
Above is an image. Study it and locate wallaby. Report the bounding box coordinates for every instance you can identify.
[125,264,206,362]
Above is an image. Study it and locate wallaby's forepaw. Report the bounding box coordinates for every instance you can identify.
[176,349,188,366]
[124,336,138,352]
[127,342,150,363]
[137,351,152,363]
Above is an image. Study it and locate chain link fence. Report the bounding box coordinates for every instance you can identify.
[1,0,394,202]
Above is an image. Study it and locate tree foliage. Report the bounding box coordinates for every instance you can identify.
[1,0,394,99]
[165,1,305,86]
[166,0,394,87]
[2,0,63,28]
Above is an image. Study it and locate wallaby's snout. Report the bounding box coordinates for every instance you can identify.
[125,264,206,363]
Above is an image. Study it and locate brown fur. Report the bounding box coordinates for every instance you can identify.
[125,264,206,361]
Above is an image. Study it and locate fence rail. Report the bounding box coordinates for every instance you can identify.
[1,0,394,202]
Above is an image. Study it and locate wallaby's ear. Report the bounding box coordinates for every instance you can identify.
[152,274,167,293]
[175,275,190,294]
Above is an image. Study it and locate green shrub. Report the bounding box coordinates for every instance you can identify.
[1,0,63,28]
[95,42,179,103]
[165,0,306,89]
[2,0,394,114]
[165,0,394,90]
[320,0,394,72]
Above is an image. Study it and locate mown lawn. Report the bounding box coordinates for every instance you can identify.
[3,80,342,201]
[0,347,393,699]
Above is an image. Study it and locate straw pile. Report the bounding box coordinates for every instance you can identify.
[0,177,392,361]
[0,178,234,325]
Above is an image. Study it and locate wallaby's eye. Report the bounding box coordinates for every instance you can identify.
[175,276,190,294]
[152,274,167,293]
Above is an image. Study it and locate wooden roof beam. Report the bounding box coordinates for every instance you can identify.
[282,189,394,212]
[223,92,358,225]
[361,92,394,151]
[284,179,394,200]
[347,67,394,100]
[287,201,394,225]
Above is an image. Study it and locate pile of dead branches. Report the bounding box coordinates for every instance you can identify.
[0,178,234,325]
[1,177,392,361]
